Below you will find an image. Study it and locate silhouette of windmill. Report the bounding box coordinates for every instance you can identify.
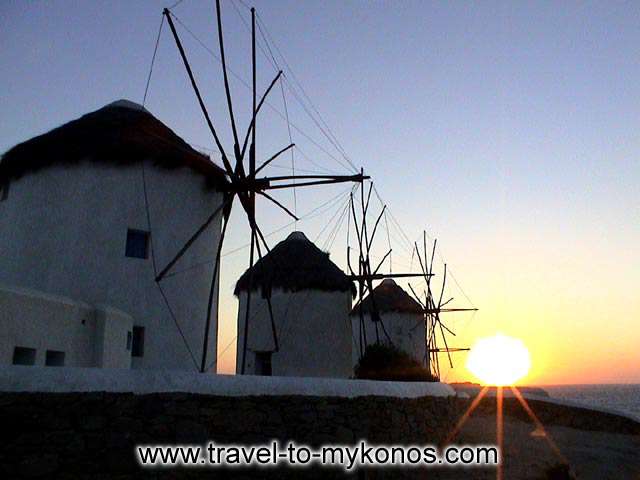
[156,1,368,373]
[409,232,477,379]
[347,182,427,360]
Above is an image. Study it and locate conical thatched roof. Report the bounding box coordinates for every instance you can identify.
[0,99,227,188]
[351,279,423,316]
[234,231,354,296]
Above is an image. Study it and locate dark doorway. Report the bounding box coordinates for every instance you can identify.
[255,352,272,376]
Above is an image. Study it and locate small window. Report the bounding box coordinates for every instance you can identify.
[255,352,272,376]
[126,331,132,351]
[12,347,36,365]
[45,350,65,367]
[125,229,149,259]
[132,326,145,357]
[0,181,8,201]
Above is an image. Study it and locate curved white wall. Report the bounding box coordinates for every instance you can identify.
[236,288,353,378]
[0,161,223,371]
[352,312,426,367]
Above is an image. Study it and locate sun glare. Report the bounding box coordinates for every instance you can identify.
[466,334,531,386]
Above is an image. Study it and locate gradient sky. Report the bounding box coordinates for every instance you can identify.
[1,1,638,384]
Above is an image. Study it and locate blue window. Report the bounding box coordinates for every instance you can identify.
[125,229,149,259]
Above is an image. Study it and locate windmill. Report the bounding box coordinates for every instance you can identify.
[347,181,427,360]
[409,232,477,379]
[155,1,369,373]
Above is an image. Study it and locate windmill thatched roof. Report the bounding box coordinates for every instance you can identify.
[351,279,423,316]
[0,100,227,189]
[234,231,354,296]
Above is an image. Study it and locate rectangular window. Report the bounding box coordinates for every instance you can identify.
[12,347,36,365]
[132,326,145,357]
[255,352,272,376]
[0,181,8,201]
[126,331,132,351]
[125,229,149,259]
[45,350,65,367]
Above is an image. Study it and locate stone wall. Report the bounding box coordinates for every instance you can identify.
[0,392,458,479]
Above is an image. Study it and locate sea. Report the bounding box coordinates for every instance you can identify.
[541,384,640,422]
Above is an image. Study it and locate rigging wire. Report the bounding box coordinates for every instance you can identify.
[167,0,187,10]
[383,208,393,274]
[139,162,200,371]
[229,0,358,174]
[139,20,203,371]
[252,10,358,171]
[278,189,355,344]
[142,15,165,107]
[279,76,297,226]
[168,10,355,175]
[161,186,354,280]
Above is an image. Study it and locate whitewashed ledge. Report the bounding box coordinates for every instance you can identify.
[0,366,455,398]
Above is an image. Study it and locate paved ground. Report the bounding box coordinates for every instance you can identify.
[431,413,640,479]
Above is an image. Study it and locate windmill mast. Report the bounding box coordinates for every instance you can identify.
[347,183,428,359]
[410,231,477,379]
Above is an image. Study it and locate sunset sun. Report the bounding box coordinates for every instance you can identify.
[466,334,531,386]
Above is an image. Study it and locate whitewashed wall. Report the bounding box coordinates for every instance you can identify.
[352,312,426,366]
[236,288,353,378]
[0,284,132,368]
[0,161,223,371]
[94,305,133,368]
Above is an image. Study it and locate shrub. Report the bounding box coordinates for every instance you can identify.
[354,343,438,382]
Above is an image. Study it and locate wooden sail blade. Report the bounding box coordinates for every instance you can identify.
[240,230,256,375]
[439,297,454,308]
[260,173,369,183]
[254,143,295,176]
[432,347,470,353]
[363,181,374,217]
[257,190,299,221]
[429,238,437,276]
[426,307,479,313]
[436,316,456,337]
[346,246,356,276]
[407,283,426,308]
[241,70,283,159]
[263,177,367,190]
[250,7,257,176]
[436,315,454,368]
[199,206,232,372]
[215,0,241,152]
[367,206,386,250]
[350,193,364,250]
[254,238,279,352]
[349,272,430,281]
[372,249,392,275]
[156,196,232,282]
[414,241,427,278]
[163,9,233,176]
[437,263,447,308]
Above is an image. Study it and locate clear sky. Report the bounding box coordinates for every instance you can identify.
[1,1,638,384]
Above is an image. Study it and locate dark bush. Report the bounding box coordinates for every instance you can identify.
[354,343,438,382]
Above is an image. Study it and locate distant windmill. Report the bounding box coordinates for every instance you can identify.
[409,232,477,379]
[347,182,427,360]
[156,1,368,373]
